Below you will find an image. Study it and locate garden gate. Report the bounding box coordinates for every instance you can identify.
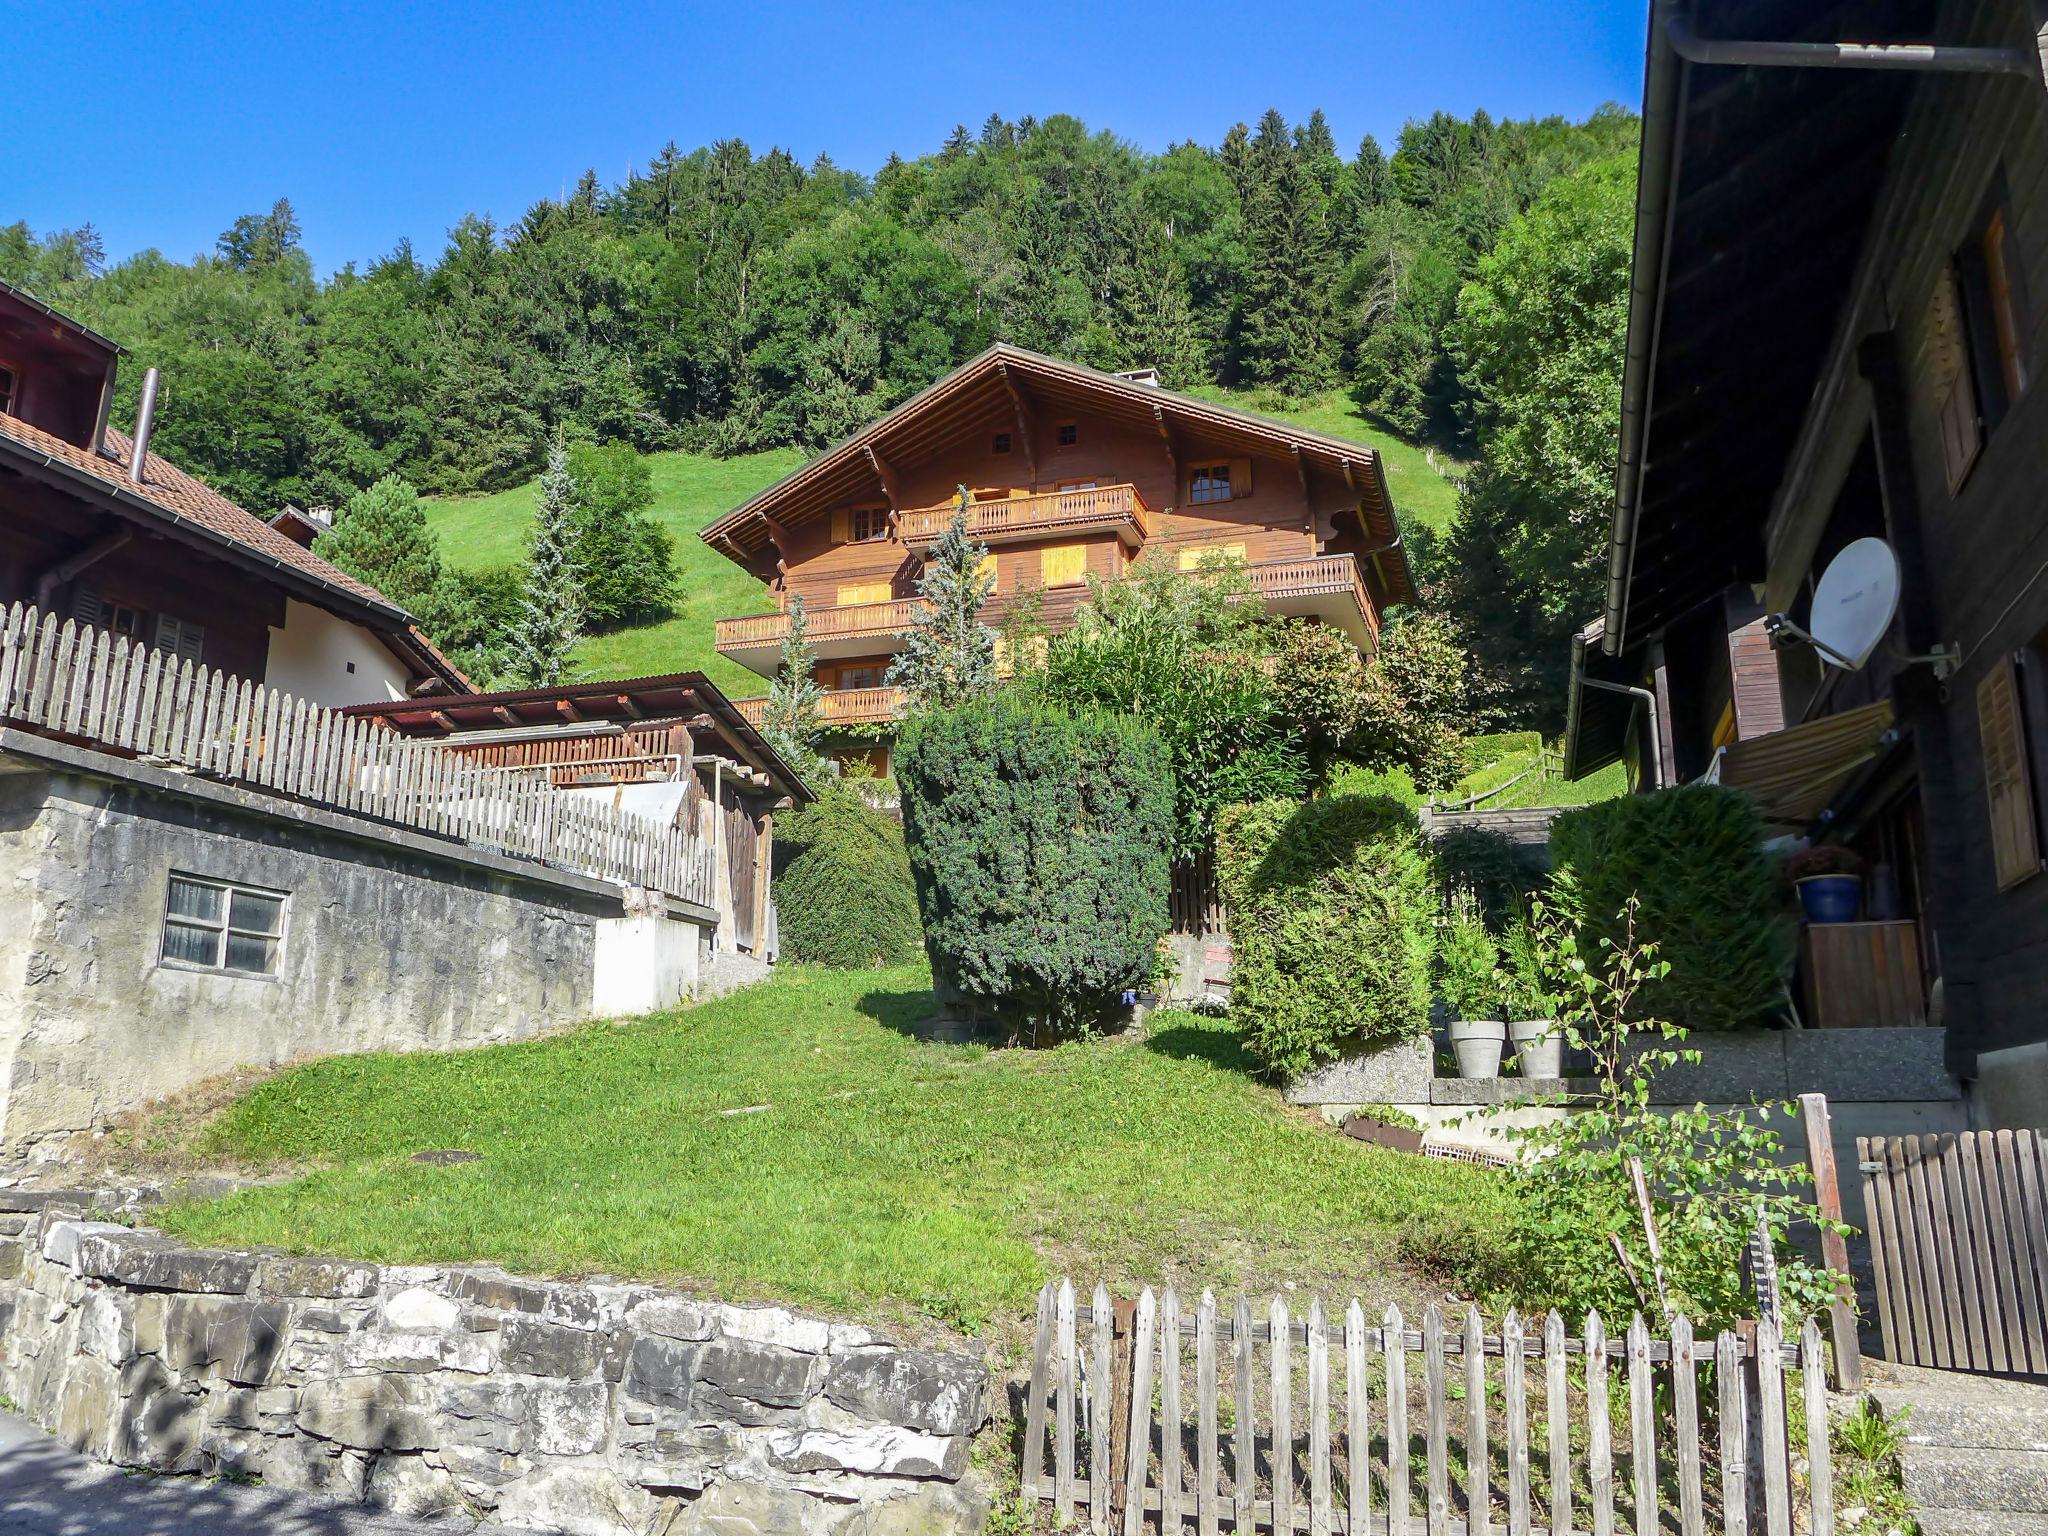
[1021,1280,1838,1536]
[1857,1129,2048,1377]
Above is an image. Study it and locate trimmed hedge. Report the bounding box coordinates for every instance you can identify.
[773,782,923,967]
[897,696,1173,1038]
[1216,795,1434,1078]
[1548,784,1792,1031]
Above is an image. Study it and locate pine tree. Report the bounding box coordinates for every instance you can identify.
[1236,133,1339,397]
[1106,221,1207,387]
[508,439,584,688]
[887,492,997,710]
[314,474,443,617]
[762,591,825,776]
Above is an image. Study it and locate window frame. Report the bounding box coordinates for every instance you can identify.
[159,872,289,979]
[1056,423,1078,447]
[1189,463,1234,505]
[992,432,1012,454]
[847,506,890,544]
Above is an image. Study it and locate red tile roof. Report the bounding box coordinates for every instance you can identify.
[0,410,405,621]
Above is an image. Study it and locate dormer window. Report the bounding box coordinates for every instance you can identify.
[0,364,14,417]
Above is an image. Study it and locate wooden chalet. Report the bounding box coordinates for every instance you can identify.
[700,345,1415,771]
[1566,0,2048,1118]
[0,278,465,707]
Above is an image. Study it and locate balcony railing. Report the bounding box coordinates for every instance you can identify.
[735,686,907,730]
[715,597,930,655]
[1244,554,1380,643]
[897,483,1152,550]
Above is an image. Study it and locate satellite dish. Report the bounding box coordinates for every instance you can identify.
[1808,537,1901,671]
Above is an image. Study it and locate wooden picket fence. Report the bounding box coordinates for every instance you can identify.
[1859,1129,2048,1378]
[1022,1281,1838,1536]
[0,603,718,909]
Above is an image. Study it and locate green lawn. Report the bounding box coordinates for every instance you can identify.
[426,447,802,694]
[1446,733,1628,811]
[151,965,1503,1336]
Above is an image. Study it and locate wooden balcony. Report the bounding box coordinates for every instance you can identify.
[714,597,930,670]
[1244,554,1381,648]
[897,483,1152,551]
[735,687,907,731]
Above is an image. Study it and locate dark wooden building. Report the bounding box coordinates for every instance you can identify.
[1566,0,2048,1120]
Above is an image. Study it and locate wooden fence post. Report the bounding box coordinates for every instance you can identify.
[1798,1092,1863,1388]
[1108,1296,1138,1532]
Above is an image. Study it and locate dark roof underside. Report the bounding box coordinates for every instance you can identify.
[1618,0,1931,647]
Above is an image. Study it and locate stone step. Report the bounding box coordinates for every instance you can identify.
[1900,1445,2048,1514]
[1870,1365,2048,1451]
[1911,1508,2048,1536]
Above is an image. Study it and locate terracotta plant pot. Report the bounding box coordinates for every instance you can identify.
[1447,1019,1507,1079]
[1508,1019,1563,1078]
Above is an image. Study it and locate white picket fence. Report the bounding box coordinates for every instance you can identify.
[1023,1281,1838,1536]
[0,603,718,909]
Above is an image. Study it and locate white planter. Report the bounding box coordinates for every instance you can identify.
[1509,1019,1563,1079]
[1448,1019,1507,1080]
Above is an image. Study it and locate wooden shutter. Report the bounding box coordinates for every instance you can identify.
[835,581,892,607]
[1978,654,2041,890]
[1229,457,1253,498]
[1983,208,2028,398]
[975,552,998,591]
[155,614,204,663]
[1039,544,1088,586]
[73,586,107,628]
[831,509,852,543]
[1178,541,1248,571]
[1924,266,1983,492]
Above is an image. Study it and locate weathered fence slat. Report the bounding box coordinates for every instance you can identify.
[1385,1306,1410,1536]
[1629,1313,1654,1536]
[1672,1314,1705,1536]
[1124,1289,1157,1536]
[1197,1291,1219,1536]
[1055,1279,1077,1522]
[1718,1330,1747,1536]
[1161,1287,1183,1536]
[1345,1301,1370,1536]
[1801,1319,1834,1536]
[1503,1309,1529,1536]
[1423,1306,1448,1536]
[1757,1315,1790,1536]
[1090,1282,1112,1535]
[1271,1297,1294,1536]
[1464,1305,1487,1536]
[1309,1298,1331,1536]
[1545,1310,1569,1536]
[1021,1281,1052,1503]
[1586,1311,1613,1536]
[1234,1297,1256,1536]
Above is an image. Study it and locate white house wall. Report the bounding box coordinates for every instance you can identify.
[264,598,413,707]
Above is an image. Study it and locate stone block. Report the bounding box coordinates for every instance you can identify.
[255,1255,379,1299]
[54,1351,118,1460]
[825,1349,987,1437]
[39,1220,128,1271]
[622,1335,702,1411]
[344,1325,494,1375]
[610,1420,737,1493]
[827,1477,992,1536]
[448,1267,552,1315]
[632,1295,715,1342]
[529,1381,609,1456]
[543,1285,608,1331]
[1781,1026,1959,1102]
[102,1243,260,1295]
[493,1463,660,1536]
[162,1295,292,1385]
[383,1284,462,1331]
[500,1314,605,1377]
[207,1384,300,1433]
[109,1355,203,1472]
[366,1452,467,1519]
[299,1373,439,1452]
[769,1424,969,1479]
[700,1335,824,1408]
[715,1303,834,1353]
[662,1474,817,1536]
[75,1290,136,1364]
[1284,1038,1433,1107]
[439,1380,529,1453]
[439,1442,527,1492]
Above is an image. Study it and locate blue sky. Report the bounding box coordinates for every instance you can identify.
[6,1,1648,278]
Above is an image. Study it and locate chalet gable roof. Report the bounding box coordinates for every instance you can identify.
[701,344,1413,600]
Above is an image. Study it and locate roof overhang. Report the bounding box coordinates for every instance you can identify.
[701,344,1414,604]
[1563,617,1646,780]
[1603,0,1943,656]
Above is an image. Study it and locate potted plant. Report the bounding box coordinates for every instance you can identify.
[1438,909,1506,1078]
[1501,906,1563,1078]
[1341,1102,1426,1154]
[1783,844,1867,924]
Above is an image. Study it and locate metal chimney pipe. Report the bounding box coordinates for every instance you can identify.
[128,368,161,483]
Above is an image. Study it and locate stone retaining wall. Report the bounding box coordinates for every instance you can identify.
[0,1209,991,1536]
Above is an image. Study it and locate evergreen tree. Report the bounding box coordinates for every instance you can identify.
[762,591,825,777]
[1235,130,1338,396]
[312,473,442,617]
[508,439,584,688]
[564,440,675,629]
[1105,221,1206,387]
[888,492,998,710]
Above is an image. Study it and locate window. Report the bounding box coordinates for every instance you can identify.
[1057,423,1078,446]
[161,874,286,976]
[1039,543,1088,586]
[1979,654,2042,890]
[1055,479,1098,493]
[1190,457,1252,504]
[835,581,894,607]
[0,364,14,417]
[993,432,1012,454]
[73,587,143,639]
[154,613,205,663]
[1178,541,1248,572]
[831,507,890,544]
[836,663,885,690]
[1931,180,2033,490]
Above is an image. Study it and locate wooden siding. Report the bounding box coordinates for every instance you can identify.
[1753,0,2048,1062]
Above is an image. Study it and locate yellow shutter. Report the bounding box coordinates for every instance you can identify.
[975,552,998,591]
[1924,267,1982,493]
[836,581,892,606]
[1040,544,1088,586]
[1230,457,1253,498]
[831,509,852,543]
[1178,541,1249,571]
[1979,656,2041,890]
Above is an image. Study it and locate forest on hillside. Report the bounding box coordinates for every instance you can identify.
[1,104,1639,723]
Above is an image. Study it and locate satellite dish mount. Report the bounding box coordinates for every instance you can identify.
[1763,537,1958,680]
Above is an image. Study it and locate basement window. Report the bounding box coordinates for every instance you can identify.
[161,874,287,977]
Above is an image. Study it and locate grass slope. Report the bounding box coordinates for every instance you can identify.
[426,448,802,694]
[153,965,1502,1335]
[1449,732,1627,811]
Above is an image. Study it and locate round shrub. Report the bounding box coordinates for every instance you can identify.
[897,696,1173,1039]
[773,781,923,967]
[1548,784,1792,1030]
[1215,794,1434,1078]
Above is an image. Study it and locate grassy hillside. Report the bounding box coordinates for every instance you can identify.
[423,395,1462,694]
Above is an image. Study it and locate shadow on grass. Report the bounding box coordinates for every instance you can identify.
[854,986,943,1037]
[1140,1019,1265,1078]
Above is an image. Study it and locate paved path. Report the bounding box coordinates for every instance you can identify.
[0,1410,528,1535]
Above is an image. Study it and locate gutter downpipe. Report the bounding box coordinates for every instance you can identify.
[1579,677,1667,790]
[1604,0,1688,657]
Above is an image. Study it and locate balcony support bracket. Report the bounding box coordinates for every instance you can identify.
[998,363,1042,488]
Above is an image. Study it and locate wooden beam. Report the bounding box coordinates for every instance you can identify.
[998,362,1041,488]
[492,706,519,727]
[1152,403,1179,493]
[863,447,903,511]
[615,694,643,719]
[429,710,456,733]
[1293,446,1315,532]
[557,700,584,723]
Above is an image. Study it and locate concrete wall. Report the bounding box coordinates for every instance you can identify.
[0,1210,990,1536]
[0,746,631,1166]
[262,598,414,708]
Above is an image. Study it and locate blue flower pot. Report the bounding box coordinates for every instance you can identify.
[1798,875,1862,924]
